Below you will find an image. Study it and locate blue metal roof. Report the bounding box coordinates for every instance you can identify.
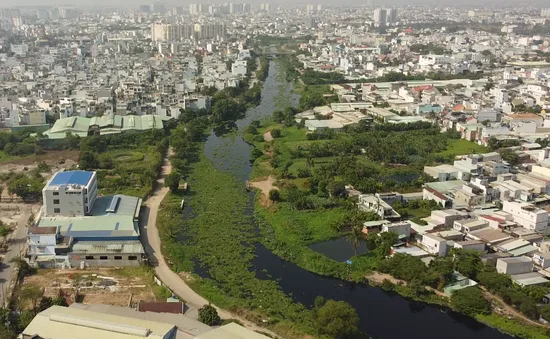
[49,171,93,186]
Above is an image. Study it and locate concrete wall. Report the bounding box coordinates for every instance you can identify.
[70,253,142,268]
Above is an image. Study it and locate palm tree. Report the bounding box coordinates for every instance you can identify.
[347,224,365,256]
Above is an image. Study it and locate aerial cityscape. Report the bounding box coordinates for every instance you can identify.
[1,1,550,339]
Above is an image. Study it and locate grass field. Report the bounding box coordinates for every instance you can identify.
[437,139,489,157]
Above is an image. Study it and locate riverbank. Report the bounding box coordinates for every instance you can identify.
[245,116,550,339]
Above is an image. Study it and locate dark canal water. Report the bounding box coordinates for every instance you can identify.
[200,61,513,339]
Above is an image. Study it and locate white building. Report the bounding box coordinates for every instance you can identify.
[232,60,248,76]
[421,234,448,256]
[418,55,451,66]
[502,200,549,234]
[42,171,98,217]
[10,44,29,56]
[27,226,59,257]
[496,257,533,275]
[382,221,411,238]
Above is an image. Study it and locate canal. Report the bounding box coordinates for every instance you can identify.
[201,61,513,339]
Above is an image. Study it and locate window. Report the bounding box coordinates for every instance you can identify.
[128,256,138,261]
[53,199,60,204]
[53,192,59,196]
[100,256,108,260]
[114,256,122,260]
[54,208,60,213]
[85,256,94,260]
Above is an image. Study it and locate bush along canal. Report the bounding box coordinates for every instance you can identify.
[170,60,513,338]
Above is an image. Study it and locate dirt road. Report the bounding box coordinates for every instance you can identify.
[0,204,38,307]
[140,149,279,337]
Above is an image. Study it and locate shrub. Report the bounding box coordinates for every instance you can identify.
[450,287,490,316]
[268,189,280,201]
[198,304,221,326]
[270,128,281,138]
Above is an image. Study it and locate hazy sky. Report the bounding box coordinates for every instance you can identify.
[0,0,548,8]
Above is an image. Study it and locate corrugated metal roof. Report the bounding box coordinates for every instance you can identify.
[499,239,530,251]
[23,305,175,339]
[91,194,140,217]
[511,272,549,286]
[38,215,138,238]
[196,323,271,339]
[509,245,538,257]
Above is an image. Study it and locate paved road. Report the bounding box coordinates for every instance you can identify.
[140,150,278,337]
[0,204,36,307]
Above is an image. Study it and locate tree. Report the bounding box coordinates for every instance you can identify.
[327,180,346,198]
[98,154,113,169]
[17,310,35,331]
[198,304,221,326]
[270,128,281,138]
[346,224,364,256]
[79,151,98,170]
[499,149,519,166]
[19,285,43,311]
[211,99,244,123]
[450,287,490,316]
[268,189,280,201]
[452,249,482,279]
[316,300,359,338]
[164,172,181,193]
[7,176,43,201]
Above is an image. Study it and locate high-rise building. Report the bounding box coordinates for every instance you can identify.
[189,4,199,15]
[12,16,25,28]
[260,3,271,11]
[151,23,194,42]
[170,7,184,15]
[306,4,315,13]
[194,23,226,39]
[316,5,323,11]
[243,3,251,13]
[199,4,213,14]
[229,3,244,14]
[58,7,77,19]
[373,8,387,26]
[542,9,550,17]
[36,9,50,21]
[305,16,316,29]
[386,8,398,25]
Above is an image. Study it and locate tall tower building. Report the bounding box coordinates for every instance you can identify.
[373,8,387,26]
[189,4,199,15]
[386,8,398,25]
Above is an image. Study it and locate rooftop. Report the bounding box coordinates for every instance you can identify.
[23,305,176,339]
[510,272,549,287]
[48,171,94,187]
[196,322,271,339]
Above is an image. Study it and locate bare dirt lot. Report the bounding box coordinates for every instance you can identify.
[0,150,79,172]
[23,267,160,307]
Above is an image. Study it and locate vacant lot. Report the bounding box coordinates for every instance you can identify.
[23,266,169,307]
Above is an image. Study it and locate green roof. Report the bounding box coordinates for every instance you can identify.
[44,115,164,139]
[37,194,142,239]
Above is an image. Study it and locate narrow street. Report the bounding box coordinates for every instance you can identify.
[140,149,279,337]
[0,204,36,307]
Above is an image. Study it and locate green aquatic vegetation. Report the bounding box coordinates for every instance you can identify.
[157,154,318,336]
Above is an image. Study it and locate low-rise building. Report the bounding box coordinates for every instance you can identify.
[496,257,533,275]
[420,234,448,257]
[502,200,549,234]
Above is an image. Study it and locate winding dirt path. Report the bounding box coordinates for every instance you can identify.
[141,148,280,338]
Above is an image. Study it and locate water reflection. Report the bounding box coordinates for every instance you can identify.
[192,60,512,339]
